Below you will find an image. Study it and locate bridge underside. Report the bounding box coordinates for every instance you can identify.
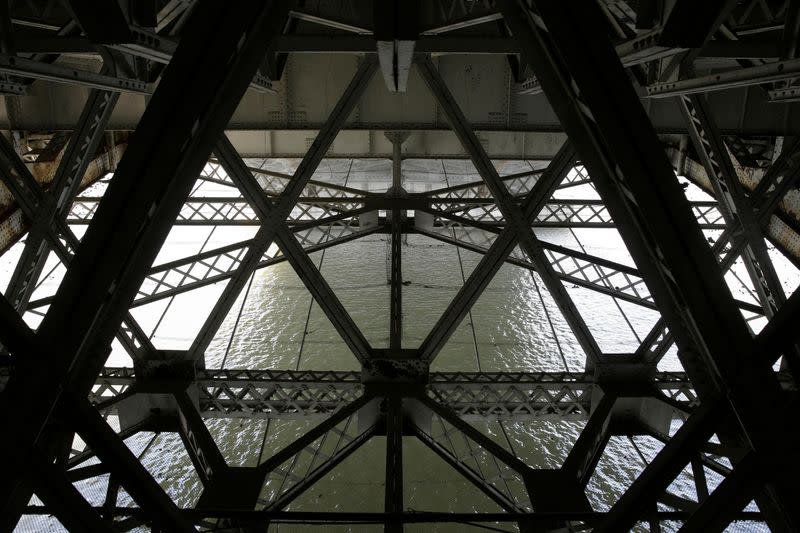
[1,1,800,532]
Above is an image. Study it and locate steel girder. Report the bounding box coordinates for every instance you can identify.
[0,118,155,363]
[80,366,707,423]
[213,135,373,364]
[417,55,604,369]
[2,1,800,531]
[500,1,800,531]
[187,57,378,363]
[63,193,730,229]
[635,168,797,365]
[6,88,119,313]
[0,2,291,529]
[679,94,787,318]
[416,142,578,363]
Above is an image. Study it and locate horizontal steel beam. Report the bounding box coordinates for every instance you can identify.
[270,35,521,55]
[647,58,800,98]
[66,195,729,229]
[84,366,703,421]
[0,54,150,94]
[19,508,765,524]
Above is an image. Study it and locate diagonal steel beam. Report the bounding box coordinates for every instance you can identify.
[417,211,765,316]
[215,135,372,363]
[69,396,194,532]
[0,299,191,532]
[253,395,378,509]
[264,421,375,512]
[0,2,291,528]
[561,391,615,487]
[416,56,603,368]
[410,394,535,520]
[412,423,524,513]
[678,451,759,532]
[188,57,377,362]
[0,125,153,362]
[25,214,377,313]
[30,447,109,533]
[679,94,787,318]
[638,137,800,367]
[500,1,798,529]
[6,88,119,312]
[417,142,576,362]
[175,390,228,487]
[592,400,721,533]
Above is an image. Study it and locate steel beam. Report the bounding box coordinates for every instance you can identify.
[65,194,727,229]
[290,9,372,35]
[412,423,524,513]
[215,136,373,363]
[386,132,409,351]
[188,57,377,362]
[175,390,228,486]
[0,126,153,362]
[646,58,800,98]
[85,366,708,421]
[417,56,603,369]
[679,452,759,532]
[417,142,575,362]
[0,1,290,527]
[0,291,37,358]
[411,395,534,515]
[29,448,109,533]
[264,421,375,512]
[659,0,736,47]
[0,0,12,55]
[24,217,377,312]
[499,1,797,530]
[66,0,133,44]
[592,401,721,533]
[389,204,403,351]
[679,94,786,318]
[6,89,119,312]
[385,395,403,532]
[0,53,149,94]
[561,392,615,487]
[255,395,379,510]
[751,137,800,225]
[70,396,194,532]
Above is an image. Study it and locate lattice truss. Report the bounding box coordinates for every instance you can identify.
[0,1,799,532]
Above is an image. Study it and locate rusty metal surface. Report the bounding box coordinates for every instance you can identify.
[669,148,800,266]
[0,142,127,254]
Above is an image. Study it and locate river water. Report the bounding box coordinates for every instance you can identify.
[9,158,793,532]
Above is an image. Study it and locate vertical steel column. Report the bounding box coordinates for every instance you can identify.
[0,0,14,55]
[384,395,403,532]
[390,205,403,351]
[385,131,409,352]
